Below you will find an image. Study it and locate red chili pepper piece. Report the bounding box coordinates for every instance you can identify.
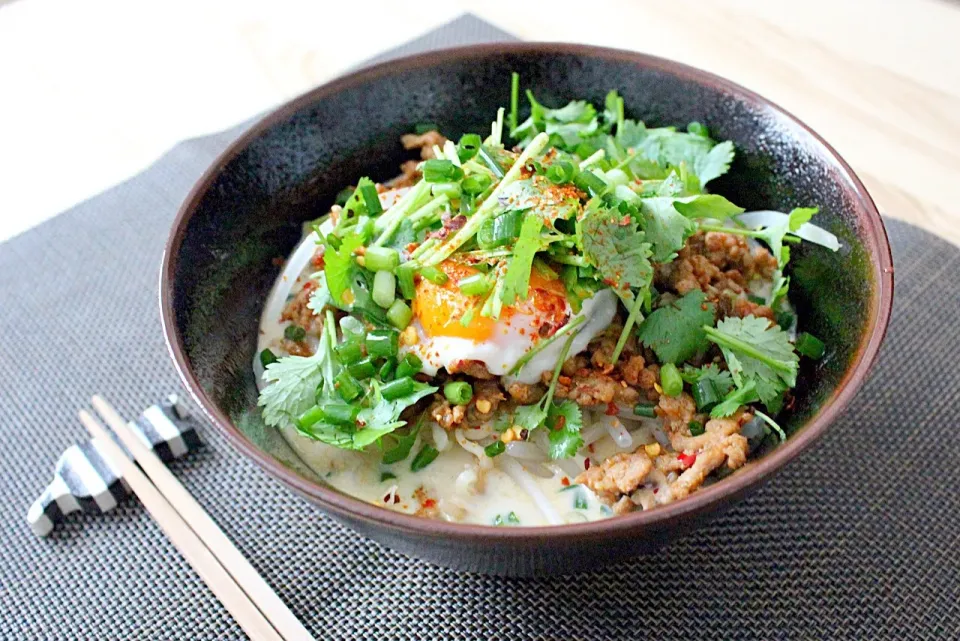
[678,452,697,469]
[605,402,618,416]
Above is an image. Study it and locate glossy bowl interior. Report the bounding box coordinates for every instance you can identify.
[162,44,892,576]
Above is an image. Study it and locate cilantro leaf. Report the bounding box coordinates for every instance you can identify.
[711,380,760,418]
[513,403,548,432]
[501,215,545,306]
[638,198,698,263]
[579,206,653,302]
[694,140,735,185]
[636,290,716,364]
[259,311,339,430]
[514,92,601,150]
[258,351,329,430]
[322,231,364,307]
[681,363,734,396]
[704,316,799,409]
[381,418,423,464]
[629,128,735,186]
[546,401,584,459]
[673,194,745,220]
[356,379,437,446]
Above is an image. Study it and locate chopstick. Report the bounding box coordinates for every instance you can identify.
[78,410,284,641]
[89,396,316,641]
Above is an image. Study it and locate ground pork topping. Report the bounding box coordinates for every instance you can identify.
[576,450,654,504]
[400,130,447,159]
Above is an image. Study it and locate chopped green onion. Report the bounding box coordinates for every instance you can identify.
[334,371,362,402]
[366,330,398,359]
[444,381,473,405]
[460,193,476,215]
[364,246,399,272]
[458,273,492,297]
[298,402,359,429]
[573,170,607,197]
[461,173,492,196]
[692,379,722,412]
[422,159,464,183]
[259,348,278,368]
[283,325,306,342]
[776,309,796,329]
[419,265,448,285]
[380,377,415,401]
[372,270,396,308]
[573,487,588,510]
[334,187,353,207]
[687,121,709,137]
[347,358,377,380]
[660,363,683,398]
[477,146,504,178]
[410,445,439,472]
[506,511,520,524]
[387,299,413,330]
[578,149,605,170]
[633,403,657,418]
[359,183,382,215]
[414,122,439,135]
[546,161,576,185]
[380,471,397,482]
[379,357,396,381]
[396,262,417,299]
[395,353,423,380]
[508,72,520,136]
[484,440,505,457]
[688,421,705,436]
[747,294,767,306]
[431,182,461,199]
[457,133,482,163]
[334,341,364,365]
[796,332,825,359]
[477,210,524,249]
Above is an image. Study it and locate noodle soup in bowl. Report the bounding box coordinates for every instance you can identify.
[162,44,893,575]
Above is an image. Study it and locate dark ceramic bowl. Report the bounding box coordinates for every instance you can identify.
[161,43,893,576]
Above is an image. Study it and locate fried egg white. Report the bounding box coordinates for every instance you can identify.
[401,260,617,384]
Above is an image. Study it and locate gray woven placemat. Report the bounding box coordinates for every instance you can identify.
[1,14,958,640]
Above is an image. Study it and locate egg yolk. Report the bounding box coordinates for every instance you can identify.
[412,259,568,342]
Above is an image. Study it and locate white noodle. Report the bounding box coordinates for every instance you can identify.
[455,429,493,470]
[522,462,554,479]
[455,466,484,496]
[498,457,564,525]
[555,458,583,479]
[602,415,633,449]
[581,423,608,446]
[461,424,493,441]
[431,423,450,452]
[505,441,547,461]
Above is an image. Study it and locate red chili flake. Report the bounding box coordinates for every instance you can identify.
[393,495,401,504]
[619,215,631,226]
[354,245,366,256]
[553,415,566,432]
[383,493,392,503]
[605,402,618,416]
[588,443,595,453]
[310,248,326,268]
[558,375,572,386]
[653,487,659,494]
[561,477,570,487]
[423,498,437,509]
[584,458,591,470]
[678,452,697,469]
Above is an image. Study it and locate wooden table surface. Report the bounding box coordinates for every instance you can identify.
[1,0,958,245]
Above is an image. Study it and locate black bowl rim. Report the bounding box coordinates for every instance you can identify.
[160,42,894,542]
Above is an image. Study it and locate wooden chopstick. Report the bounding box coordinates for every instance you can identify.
[90,395,315,641]
[78,410,284,641]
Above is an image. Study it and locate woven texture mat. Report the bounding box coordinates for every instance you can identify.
[1,15,958,640]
